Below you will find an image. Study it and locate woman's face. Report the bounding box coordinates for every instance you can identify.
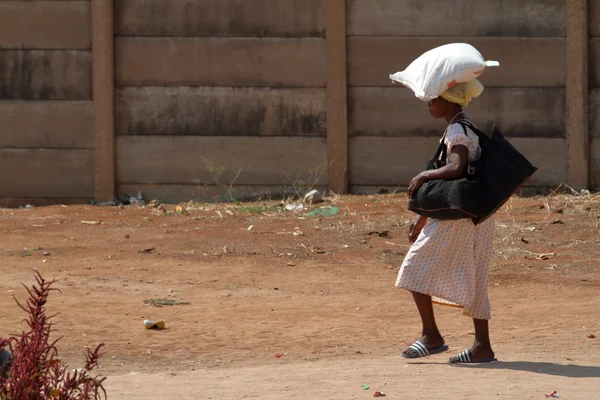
[428,97,448,119]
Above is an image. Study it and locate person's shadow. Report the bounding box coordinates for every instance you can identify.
[452,361,600,378]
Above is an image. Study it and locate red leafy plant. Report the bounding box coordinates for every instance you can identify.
[0,270,106,399]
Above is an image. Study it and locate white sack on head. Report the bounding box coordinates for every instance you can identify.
[389,43,499,101]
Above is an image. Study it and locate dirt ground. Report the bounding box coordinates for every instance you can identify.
[1,193,599,399]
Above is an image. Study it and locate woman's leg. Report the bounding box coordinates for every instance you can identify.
[402,292,445,356]
[471,318,495,359]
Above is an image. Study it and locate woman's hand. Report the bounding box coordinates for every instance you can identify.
[408,172,429,198]
[408,216,427,243]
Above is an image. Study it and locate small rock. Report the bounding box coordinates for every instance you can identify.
[43,251,50,256]
[125,234,130,239]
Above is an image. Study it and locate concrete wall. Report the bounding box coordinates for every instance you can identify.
[0,1,93,206]
[347,0,567,193]
[590,0,600,187]
[0,1,593,204]
[114,0,328,202]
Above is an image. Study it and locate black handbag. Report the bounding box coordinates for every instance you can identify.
[408,120,538,223]
[460,121,538,224]
[408,123,482,220]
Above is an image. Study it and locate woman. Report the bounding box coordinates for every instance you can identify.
[396,79,497,364]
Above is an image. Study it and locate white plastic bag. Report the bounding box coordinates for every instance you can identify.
[389,43,499,101]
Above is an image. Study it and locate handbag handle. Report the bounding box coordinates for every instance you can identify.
[434,120,473,164]
[431,120,484,167]
[457,120,488,147]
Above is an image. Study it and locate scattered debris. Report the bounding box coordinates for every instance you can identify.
[137,247,155,254]
[43,251,50,256]
[0,349,12,379]
[525,226,537,232]
[144,298,191,307]
[523,250,555,260]
[588,334,596,339]
[285,203,304,212]
[545,391,560,398]
[175,205,186,214]
[125,234,130,239]
[81,221,102,225]
[274,353,287,359]
[550,220,564,225]
[98,199,119,207]
[130,191,145,206]
[384,242,405,248]
[303,189,323,205]
[374,392,386,398]
[144,319,166,330]
[247,225,254,231]
[306,206,339,217]
[521,237,529,244]
[368,230,390,238]
[361,384,370,390]
[146,199,161,209]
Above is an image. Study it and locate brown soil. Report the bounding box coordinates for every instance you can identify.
[1,193,599,399]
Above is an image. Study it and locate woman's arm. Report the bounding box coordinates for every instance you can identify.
[408,144,469,198]
[408,215,428,243]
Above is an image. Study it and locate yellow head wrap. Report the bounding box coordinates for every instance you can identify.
[439,79,484,107]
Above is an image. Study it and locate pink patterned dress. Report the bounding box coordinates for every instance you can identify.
[396,122,496,320]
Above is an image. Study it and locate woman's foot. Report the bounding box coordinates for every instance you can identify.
[449,340,496,364]
[401,334,446,358]
[469,339,494,360]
